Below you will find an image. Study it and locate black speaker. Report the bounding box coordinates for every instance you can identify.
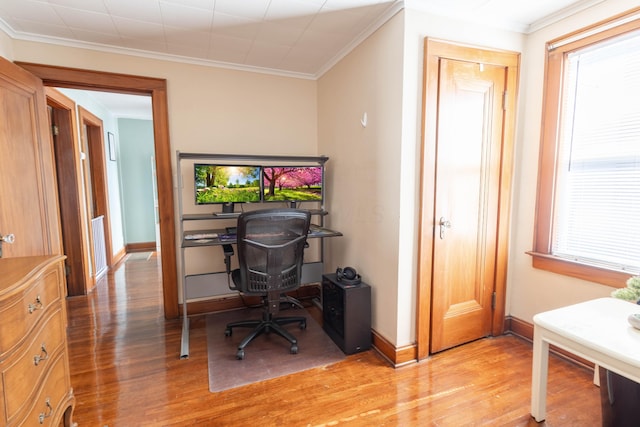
[322,273,371,354]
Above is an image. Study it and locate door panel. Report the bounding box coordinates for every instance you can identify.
[0,57,60,257]
[430,59,505,353]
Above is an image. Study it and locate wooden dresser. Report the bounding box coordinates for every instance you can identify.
[0,255,75,426]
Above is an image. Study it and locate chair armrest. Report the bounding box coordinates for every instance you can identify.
[222,244,234,257]
[222,244,234,273]
[222,244,237,290]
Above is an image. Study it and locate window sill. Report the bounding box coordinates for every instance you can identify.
[527,252,633,288]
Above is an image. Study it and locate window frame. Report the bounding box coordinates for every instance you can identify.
[530,7,640,288]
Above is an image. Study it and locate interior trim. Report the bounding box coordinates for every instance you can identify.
[15,61,179,319]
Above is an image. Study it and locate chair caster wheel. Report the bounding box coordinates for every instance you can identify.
[300,321,306,330]
[290,344,298,354]
[236,349,245,360]
[225,328,232,337]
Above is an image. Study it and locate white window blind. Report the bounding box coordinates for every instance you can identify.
[552,30,640,274]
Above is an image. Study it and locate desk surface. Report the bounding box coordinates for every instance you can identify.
[182,224,342,247]
[531,297,640,422]
[533,297,640,368]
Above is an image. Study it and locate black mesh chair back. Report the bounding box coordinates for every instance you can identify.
[235,209,310,304]
[225,208,311,359]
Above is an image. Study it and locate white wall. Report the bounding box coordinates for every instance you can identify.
[12,41,318,158]
[507,0,640,323]
[319,12,405,345]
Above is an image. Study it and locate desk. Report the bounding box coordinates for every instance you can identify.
[180,220,342,359]
[531,297,640,422]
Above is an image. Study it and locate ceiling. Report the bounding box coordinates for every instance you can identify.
[2,0,602,118]
[0,0,603,80]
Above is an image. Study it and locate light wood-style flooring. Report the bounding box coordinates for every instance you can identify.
[65,252,602,426]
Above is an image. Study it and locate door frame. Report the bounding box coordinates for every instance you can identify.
[78,105,112,287]
[17,62,179,319]
[416,39,519,360]
[46,88,91,296]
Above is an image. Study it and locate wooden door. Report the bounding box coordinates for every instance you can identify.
[47,87,91,295]
[417,39,519,360]
[429,58,505,352]
[0,57,61,257]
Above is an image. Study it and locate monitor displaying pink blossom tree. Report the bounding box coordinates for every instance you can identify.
[263,166,323,202]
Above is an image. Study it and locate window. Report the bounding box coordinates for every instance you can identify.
[531,9,640,287]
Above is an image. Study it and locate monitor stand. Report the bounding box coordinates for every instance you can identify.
[222,202,235,213]
[290,201,297,209]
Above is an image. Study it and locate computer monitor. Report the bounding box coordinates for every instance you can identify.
[262,166,323,204]
[194,164,262,207]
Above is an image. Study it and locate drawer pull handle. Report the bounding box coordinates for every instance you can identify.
[28,295,43,314]
[38,398,53,424]
[33,343,49,366]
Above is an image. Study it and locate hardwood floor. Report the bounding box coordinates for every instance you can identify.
[65,252,602,426]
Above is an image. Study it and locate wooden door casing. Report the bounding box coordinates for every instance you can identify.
[16,61,178,319]
[417,39,519,359]
[78,106,111,292]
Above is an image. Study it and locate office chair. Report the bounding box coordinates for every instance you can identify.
[223,208,311,360]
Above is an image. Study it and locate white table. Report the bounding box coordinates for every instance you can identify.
[531,297,640,422]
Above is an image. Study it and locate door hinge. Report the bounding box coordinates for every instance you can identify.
[491,291,497,309]
[52,125,59,136]
[502,91,507,111]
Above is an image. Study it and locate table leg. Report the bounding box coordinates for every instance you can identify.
[531,325,549,422]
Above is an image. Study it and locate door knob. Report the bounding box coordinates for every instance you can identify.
[1,233,15,244]
[438,217,451,239]
[0,233,15,258]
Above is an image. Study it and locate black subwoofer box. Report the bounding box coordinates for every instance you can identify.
[322,273,371,354]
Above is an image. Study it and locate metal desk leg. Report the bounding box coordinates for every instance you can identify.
[180,278,189,359]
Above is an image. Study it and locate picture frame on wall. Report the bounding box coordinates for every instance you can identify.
[108,132,116,161]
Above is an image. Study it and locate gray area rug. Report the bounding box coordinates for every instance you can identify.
[206,307,345,392]
[125,252,152,261]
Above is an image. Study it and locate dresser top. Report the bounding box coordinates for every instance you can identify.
[0,255,65,296]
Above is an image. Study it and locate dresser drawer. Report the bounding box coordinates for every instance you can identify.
[12,352,71,427]
[0,266,62,355]
[2,309,65,420]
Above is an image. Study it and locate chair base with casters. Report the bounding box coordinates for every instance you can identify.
[281,294,304,309]
[224,298,307,360]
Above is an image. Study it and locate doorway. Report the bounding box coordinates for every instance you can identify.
[17,62,179,319]
[416,40,519,359]
[46,87,157,296]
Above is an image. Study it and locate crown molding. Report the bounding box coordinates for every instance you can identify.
[314,1,405,79]
[526,0,605,33]
[0,2,405,81]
